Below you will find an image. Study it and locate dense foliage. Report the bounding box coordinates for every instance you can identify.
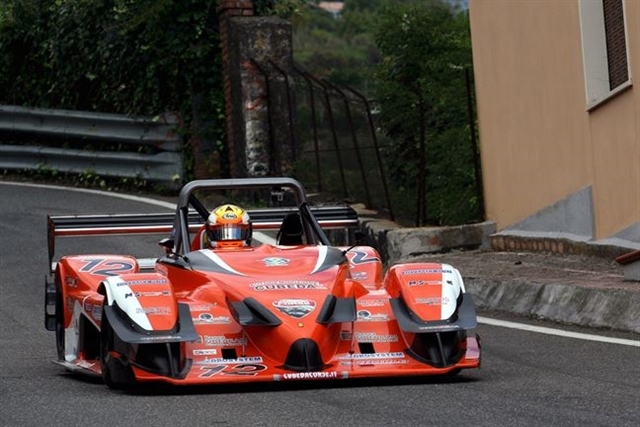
[0,0,220,114]
[374,1,478,225]
[0,0,226,183]
[292,0,481,225]
[0,0,481,225]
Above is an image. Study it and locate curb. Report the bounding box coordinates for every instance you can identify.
[466,278,640,333]
[357,212,639,333]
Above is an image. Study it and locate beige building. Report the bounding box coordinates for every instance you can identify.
[469,0,639,252]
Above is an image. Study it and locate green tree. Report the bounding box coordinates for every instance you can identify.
[0,0,311,182]
[374,1,477,226]
[291,1,379,89]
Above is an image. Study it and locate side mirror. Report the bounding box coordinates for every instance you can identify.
[158,237,175,255]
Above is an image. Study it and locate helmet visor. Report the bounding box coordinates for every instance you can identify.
[210,224,249,241]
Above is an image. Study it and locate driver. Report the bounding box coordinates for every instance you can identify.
[204,204,252,249]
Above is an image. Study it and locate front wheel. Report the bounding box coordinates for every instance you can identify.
[100,306,135,390]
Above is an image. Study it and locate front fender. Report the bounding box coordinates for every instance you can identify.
[383,263,464,321]
[99,273,197,344]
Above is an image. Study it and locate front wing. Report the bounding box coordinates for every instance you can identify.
[131,337,481,385]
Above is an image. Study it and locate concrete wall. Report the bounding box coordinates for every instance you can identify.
[469,0,639,246]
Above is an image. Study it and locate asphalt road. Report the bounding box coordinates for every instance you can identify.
[0,181,638,427]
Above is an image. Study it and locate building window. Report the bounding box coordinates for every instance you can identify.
[579,0,631,109]
[603,0,629,89]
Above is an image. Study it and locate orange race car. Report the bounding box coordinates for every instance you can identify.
[45,177,481,389]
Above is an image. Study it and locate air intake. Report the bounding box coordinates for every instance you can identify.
[283,338,325,372]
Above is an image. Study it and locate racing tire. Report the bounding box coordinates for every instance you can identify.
[100,306,135,390]
[54,274,65,361]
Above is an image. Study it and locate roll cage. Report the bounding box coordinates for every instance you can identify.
[47,177,359,268]
[171,177,338,255]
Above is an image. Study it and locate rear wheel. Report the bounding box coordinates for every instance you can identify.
[100,306,135,390]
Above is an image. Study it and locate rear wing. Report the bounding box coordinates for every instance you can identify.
[47,205,359,269]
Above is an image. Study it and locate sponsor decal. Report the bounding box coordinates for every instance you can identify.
[124,293,133,298]
[116,279,167,287]
[201,335,248,346]
[139,335,183,341]
[415,297,449,305]
[195,356,263,365]
[272,299,316,318]
[250,280,327,291]
[354,332,398,343]
[358,299,386,307]
[92,305,102,321]
[340,359,409,366]
[417,324,461,331]
[357,310,389,322]
[135,306,171,315]
[65,276,78,288]
[221,212,237,220]
[262,257,290,267]
[135,291,171,297]
[351,271,368,280]
[193,349,218,356]
[84,302,92,312]
[402,269,452,275]
[408,280,446,286]
[274,371,344,381]
[190,304,216,311]
[193,314,230,324]
[338,352,405,360]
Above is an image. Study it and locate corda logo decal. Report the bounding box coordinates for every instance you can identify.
[250,280,327,291]
[272,299,316,318]
[262,257,290,267]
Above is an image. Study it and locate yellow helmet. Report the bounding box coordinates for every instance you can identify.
[206,204,252,248]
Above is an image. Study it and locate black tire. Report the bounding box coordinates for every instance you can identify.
[100,306,135,390]
[54,274,65,361]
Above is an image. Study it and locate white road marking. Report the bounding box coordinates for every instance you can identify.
[0,180,178,209]
[5,180,637,346]
[0,180,277,243]
[478,316,640,347]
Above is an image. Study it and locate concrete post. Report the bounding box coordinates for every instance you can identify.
[218,0,296,177]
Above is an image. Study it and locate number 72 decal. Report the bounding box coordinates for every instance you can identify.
[80,258,136,276]
[348,250,380,265]
[198,364,267,377]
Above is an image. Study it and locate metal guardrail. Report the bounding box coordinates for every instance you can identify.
[0,105,183,188]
